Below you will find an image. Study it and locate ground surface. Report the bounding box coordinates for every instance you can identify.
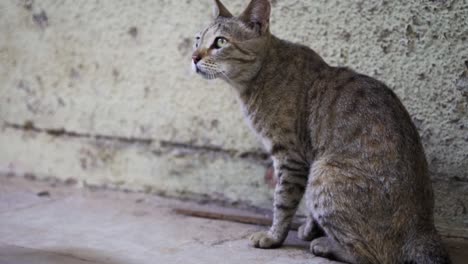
[0,176,467,264]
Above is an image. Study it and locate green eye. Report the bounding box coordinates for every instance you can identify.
[214,37,228,49]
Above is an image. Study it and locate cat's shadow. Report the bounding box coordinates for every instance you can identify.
[0,245,134,264]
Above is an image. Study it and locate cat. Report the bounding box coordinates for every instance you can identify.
[191,0,452,263]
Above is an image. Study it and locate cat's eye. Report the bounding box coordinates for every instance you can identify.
[214,37,228,49]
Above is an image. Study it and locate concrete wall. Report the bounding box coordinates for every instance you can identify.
[1,0,467,237]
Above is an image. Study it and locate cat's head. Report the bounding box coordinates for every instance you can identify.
[192,0,271,83]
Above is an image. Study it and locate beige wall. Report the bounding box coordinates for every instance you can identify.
[1,0,467,236]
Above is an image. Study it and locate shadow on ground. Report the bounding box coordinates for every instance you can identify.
[0,245,135,264]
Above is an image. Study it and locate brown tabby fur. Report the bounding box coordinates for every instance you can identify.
[191,1,452,263]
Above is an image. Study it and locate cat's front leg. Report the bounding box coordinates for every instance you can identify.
[250,156,309,248]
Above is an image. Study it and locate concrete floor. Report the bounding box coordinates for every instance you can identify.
[0,176,467,264]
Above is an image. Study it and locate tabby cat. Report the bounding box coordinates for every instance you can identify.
[191,0,451,263]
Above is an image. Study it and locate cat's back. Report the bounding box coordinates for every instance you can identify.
[309,67,422,157]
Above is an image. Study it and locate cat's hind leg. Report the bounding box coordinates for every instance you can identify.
[305,158,383,264]
[298,215,324,241]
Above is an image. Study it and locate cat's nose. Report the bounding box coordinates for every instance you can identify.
[192,55,202,64]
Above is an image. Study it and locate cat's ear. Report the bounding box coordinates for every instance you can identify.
[213,0,233,19]
[239,0,271,34]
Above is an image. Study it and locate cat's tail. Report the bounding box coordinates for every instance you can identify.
[402,231,452,264]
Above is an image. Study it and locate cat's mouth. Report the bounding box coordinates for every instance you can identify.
[192,60,221,80]
[195,66,220,80]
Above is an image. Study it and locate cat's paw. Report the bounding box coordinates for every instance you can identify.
[310,237,356,263]
[249,231,282,249]
[310,237,334,258]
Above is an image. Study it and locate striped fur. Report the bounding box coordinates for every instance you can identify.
[192,1,452,263]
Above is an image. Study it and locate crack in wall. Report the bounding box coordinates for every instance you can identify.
[4,121,153,145]
[3,121,270,164]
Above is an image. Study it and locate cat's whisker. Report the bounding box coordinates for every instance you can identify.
[220,71,233,82]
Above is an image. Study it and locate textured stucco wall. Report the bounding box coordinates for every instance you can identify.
[1,0,467,236]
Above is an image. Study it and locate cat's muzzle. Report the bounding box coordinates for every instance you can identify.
[193,63,219,80]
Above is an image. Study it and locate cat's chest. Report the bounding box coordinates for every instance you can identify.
[241,103,279,151]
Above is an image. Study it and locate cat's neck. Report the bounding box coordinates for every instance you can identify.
[230,34,329,100]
